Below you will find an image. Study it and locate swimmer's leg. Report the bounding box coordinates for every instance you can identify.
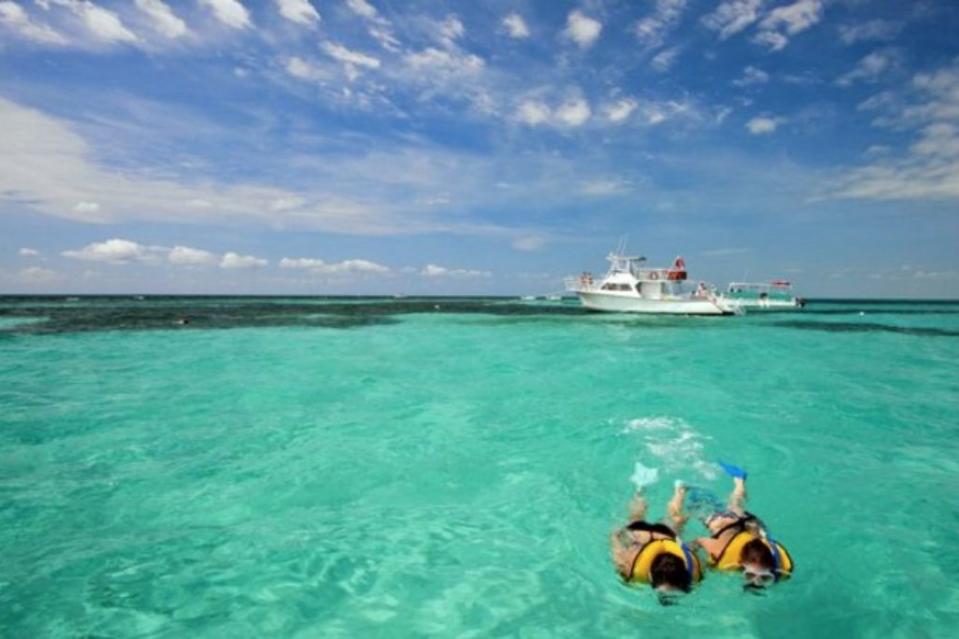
[667,480,689,533]
[628,493,648,522]
[610,530,635,579]
[726,476,747,516]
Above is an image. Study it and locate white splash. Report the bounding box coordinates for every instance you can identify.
[623,416,719,480]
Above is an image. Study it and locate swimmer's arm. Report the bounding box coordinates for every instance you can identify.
[609,530,633,578]
[694,536,722,560]
[667,483,688,533]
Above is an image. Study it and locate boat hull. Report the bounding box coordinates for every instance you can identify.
[577,291,732,315]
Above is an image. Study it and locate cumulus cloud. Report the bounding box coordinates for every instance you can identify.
[199,0,250,29]
[563,10,602,49]
[502,12,529,39]
[836,49,900,87]
[62,238,156,263]
[168,245,217,266]
[606,98,638,123]
[275,0,318,26]
[220,252,267,269]
[421,264,491,278]
[733,65,769,87]
[279,257,389,275]
[554,97,591,127]
[0,0,67,44]
[754,0,823,51]
[134,0,187,38]
[516,100,552,126]
[19,247,40,257]
[746,115,783,134]
[635,0,686,49]
[702,0,762,40]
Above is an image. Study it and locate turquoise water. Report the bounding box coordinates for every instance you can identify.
[1,297,958,637]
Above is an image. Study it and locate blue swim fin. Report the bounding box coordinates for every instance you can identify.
[718,460,748,480]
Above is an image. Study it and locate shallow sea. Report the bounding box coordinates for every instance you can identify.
[1,297,957,638]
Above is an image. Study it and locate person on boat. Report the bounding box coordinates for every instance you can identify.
[610,465,703,601]
[693,462,793,590]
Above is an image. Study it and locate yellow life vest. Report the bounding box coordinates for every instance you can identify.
[629,538,703,584]
[712,531,793,576]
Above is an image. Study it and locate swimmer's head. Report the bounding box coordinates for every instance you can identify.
[650,553,692,599]
[740,539,777,589]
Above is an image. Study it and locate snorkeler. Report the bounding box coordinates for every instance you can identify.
[693,462,794,589]
[610,464,703,598]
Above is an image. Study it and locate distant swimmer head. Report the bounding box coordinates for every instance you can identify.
[740,539,777,589]
[650,553,692,601]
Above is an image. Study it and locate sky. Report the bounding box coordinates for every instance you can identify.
[1,0,958,298]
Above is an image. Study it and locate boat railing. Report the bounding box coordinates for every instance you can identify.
[564,274,598,292]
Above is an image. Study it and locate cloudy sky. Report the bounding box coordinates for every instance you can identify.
[1,0,957,297]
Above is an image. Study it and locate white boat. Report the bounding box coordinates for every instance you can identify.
[724,281,805,310]
[564,253,738,315]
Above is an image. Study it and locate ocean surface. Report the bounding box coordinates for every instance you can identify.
[1,296,957,638]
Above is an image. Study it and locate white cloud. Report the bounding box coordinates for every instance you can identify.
[345,0,377,20]
[73,200,100,215]
[512,235,545,251]
[58,0,138,44]
[0,0,67,44]
[651,46,680,72]
[275,0,319,26]
[580,178,631,196]
[502,12,529,39]
[421,264,491,278]
[322,41,380,69]
[220,252,267,269]
[62,238,154,263]
[344,0,398,51]
[18,247,40,257]
[563,10,602,49]
[755,0,823,51]
[554,97,591,127]
[838,19,900,45]
[516,100,551,126]
[134,0,187,38]
[279,257,389,275]
[702,0,762,40]
[746,115,783,134]
[436,14,464,47]
[635,0,686,49]
[168,245,217,266]
[404,47,483,74]
[606,98,638,123]
[199,0,250,29]
[836,49,899,87]
[285,56,331,82]
[18,266,59,282]
[733,65,769,87]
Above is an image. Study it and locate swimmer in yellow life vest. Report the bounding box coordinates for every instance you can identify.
[693,462,793,590]
[610,464,703,602]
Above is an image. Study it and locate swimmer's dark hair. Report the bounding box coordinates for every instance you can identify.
[650,553,691,594]
[740,539,775,570]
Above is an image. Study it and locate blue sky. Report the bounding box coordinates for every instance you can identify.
[1,0,957,297]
